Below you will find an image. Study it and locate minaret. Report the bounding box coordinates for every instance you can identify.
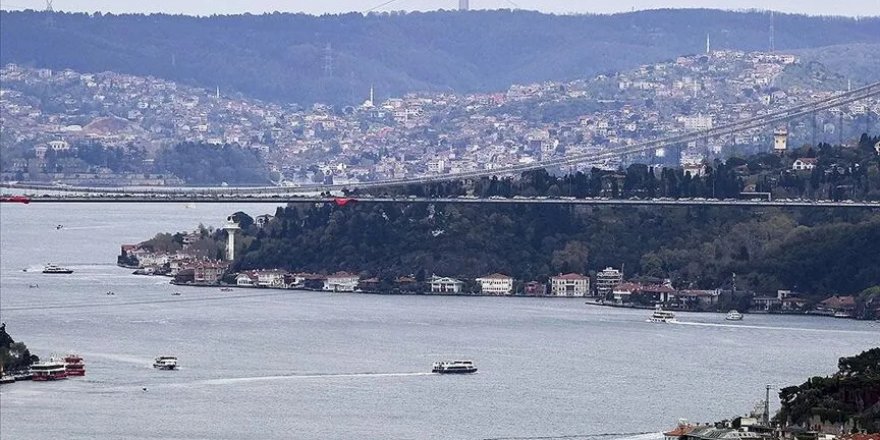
[223,216,241,261]
[706,33,710,54]
[216,86,220,100]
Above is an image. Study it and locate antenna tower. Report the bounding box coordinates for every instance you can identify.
[769,12,775,52]
[45,0,55,27]
[323,43,334,78]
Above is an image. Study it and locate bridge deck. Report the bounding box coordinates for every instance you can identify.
[6,195,879,208]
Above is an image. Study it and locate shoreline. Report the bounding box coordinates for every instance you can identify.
[160,279,869,321]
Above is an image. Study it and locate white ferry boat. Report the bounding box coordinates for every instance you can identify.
[648,307,677,323]
[31,358,69,381]
[42,264,74,274]
[153,356,178,370]
[432,360,477,374]
[725,310,744,321]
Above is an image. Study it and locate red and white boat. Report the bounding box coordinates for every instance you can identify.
[64,354,86,377]
[31,358,68,381]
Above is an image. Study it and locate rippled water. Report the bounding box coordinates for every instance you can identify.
[1,203,877,440]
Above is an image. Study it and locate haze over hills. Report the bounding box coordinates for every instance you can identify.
[1,9,879,105]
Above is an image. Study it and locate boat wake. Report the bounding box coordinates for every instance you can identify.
[192,371,435,386]
[671,320,874,335]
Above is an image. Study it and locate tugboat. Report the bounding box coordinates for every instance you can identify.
[432,360,478,374]
[725,310,744,321]
[64,354,86,377]
[648,306,677,323]
[42,264,74,274]
[153,356,178,370]
[31,358,69,381]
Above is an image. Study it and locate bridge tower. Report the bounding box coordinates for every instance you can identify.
[773,128,788,155]
[223,216,241,261]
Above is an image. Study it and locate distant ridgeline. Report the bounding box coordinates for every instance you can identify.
[775,348,880,433]
[1,9,878,104]
[356,136,880,202]
[0,323,38,373]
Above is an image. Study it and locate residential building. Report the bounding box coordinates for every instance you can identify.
[253,269,288,287]
[612,282,641,303]
[596,267,623,297]
[751,295,781,311]
[324,272,359,292]
[476,273,514,295]
[817,295,856,315]
[236,273,257,286]
[550,273,590,297]
[192,261,228,285]
[792,158,818,171]
[430,276,465,294]
[674,290,720,308]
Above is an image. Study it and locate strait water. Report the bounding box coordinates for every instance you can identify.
[0,203,877,440]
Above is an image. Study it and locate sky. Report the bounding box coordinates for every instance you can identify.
[1,0,878,17]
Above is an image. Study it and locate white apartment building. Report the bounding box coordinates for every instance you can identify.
[476,273,513,295]
[596,267,623,297]
[550,273,590,297]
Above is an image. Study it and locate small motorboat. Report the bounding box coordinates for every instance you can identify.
[725,310,744,321]
[106,291,115,296]
[55,225,64,230]
[28,284,39,288]
[432,360,477,374]
[171,292,181,296]
[220,287,234,292]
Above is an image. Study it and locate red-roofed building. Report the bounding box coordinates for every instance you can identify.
[192,261,229,285]
[818,295,856,314]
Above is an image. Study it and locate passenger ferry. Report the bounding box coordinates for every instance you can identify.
[64,354,86,376]
[432,360,478,374]
[153,356,178,370]
[42,264,74,274]
[725,310,744,321]
[648,307,677,323]
[31,358,69,381]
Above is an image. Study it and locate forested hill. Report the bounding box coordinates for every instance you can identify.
[2,9,878,104]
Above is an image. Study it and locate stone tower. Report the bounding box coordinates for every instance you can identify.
[773,128,788,155]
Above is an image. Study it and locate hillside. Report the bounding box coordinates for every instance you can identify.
[776,348,880,433]
[1,9,878,104]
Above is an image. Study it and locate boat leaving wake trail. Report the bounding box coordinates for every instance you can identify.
[186,371,436,387]
[672,320,875,335]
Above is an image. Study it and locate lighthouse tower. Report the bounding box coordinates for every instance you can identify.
[773,128,788,155]
[223,216,241,261]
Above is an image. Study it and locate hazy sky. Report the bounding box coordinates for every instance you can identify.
[1,0,878,17]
